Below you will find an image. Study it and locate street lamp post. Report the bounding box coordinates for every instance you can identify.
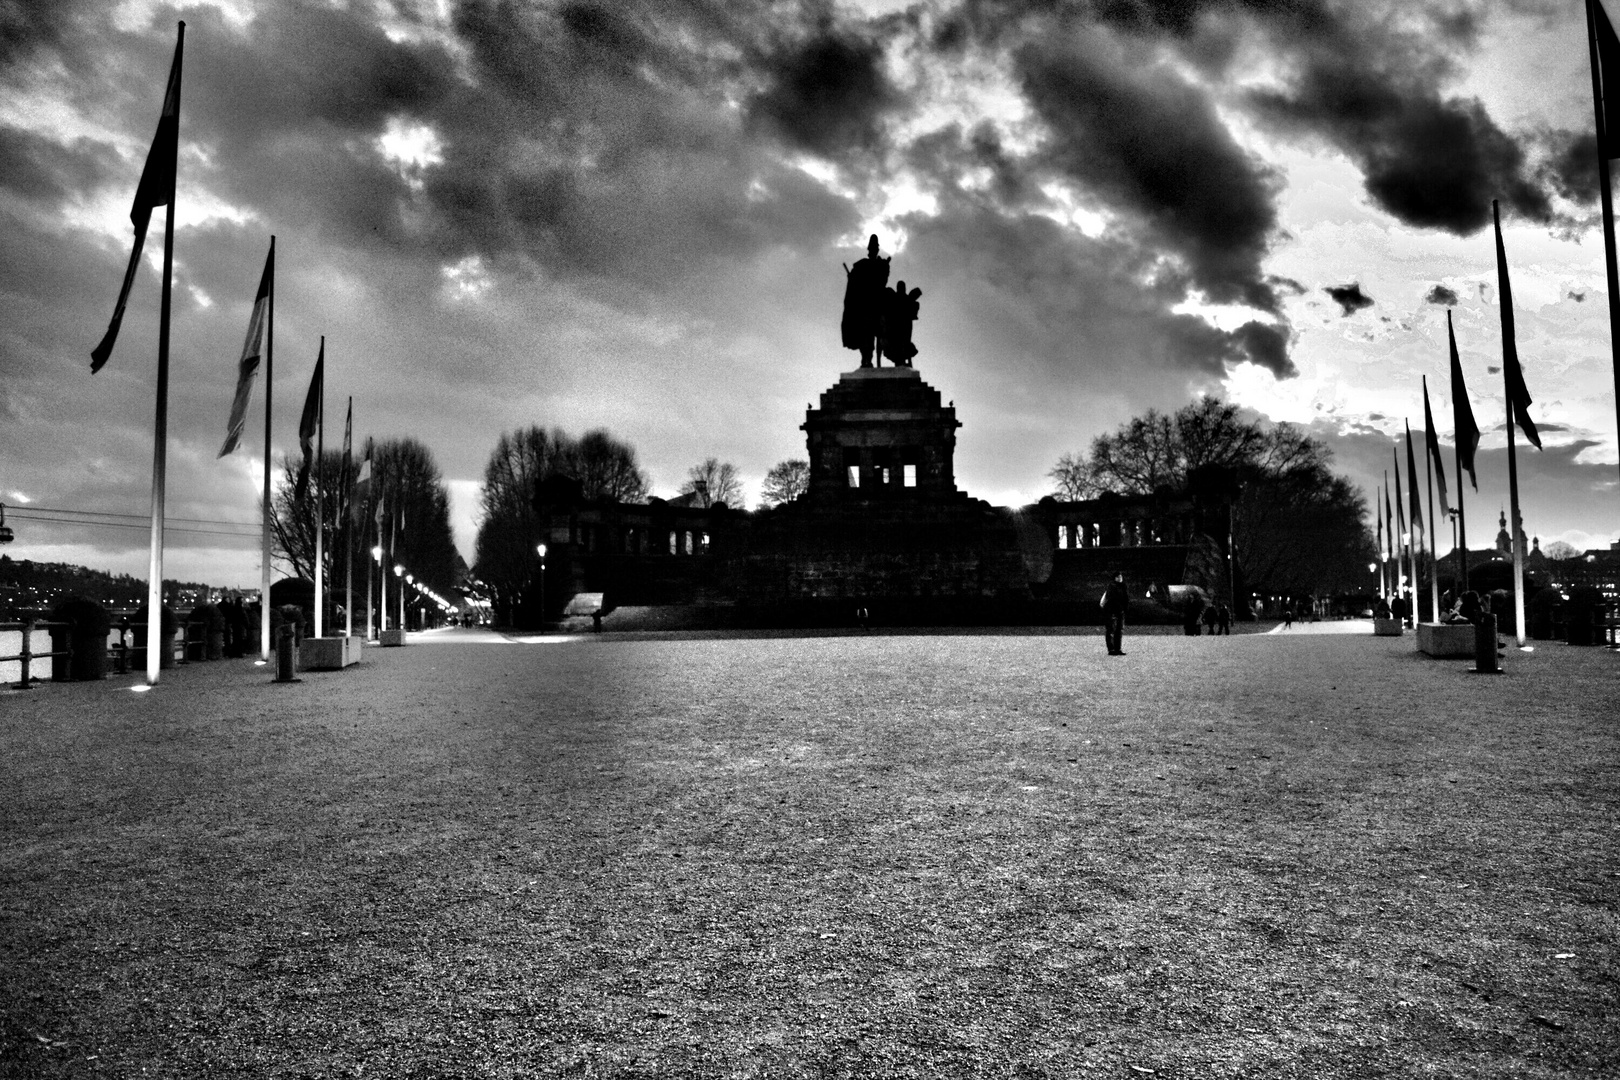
[369,544,382,639]
[536,543,547,627]
[394,564,404,635]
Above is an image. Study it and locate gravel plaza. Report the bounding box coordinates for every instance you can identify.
[2,624,1616,1078]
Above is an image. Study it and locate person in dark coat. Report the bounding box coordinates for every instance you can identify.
[1100,573,1129,655]
[1216,602,1232,635]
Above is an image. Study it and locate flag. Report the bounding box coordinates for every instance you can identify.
[1393,447,1406,552]
[1376,483,1383,554]
[1404,421,1424,544]
[1593,0,1620,156]
[1422,375,1451,519]
[294,343,324,501]
[1447,311,1481,491]
[1383,474,1393,554]
[340,396,353,519]
[217,246,273,457]
[353,451,372,524]
[91,30,183,373]
[1493,201,1543,449]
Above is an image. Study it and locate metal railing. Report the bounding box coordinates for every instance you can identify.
[0,619,72,689]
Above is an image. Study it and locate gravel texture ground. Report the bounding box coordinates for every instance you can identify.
[1,624,1616,1078]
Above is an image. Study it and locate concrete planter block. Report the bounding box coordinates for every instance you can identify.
[301,635,364,669]
[1417,622,1476,658]
[1373,617,1404,637]
[377,628,407,647]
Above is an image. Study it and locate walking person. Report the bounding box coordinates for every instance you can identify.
[1101,572,1129,656]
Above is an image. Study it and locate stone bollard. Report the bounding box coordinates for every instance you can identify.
[275,623,299,682]
[1472,614,1500,675]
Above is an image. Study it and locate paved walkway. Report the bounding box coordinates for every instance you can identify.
[1265,618,1376,635]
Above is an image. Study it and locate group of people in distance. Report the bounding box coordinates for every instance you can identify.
[1373,588,1492,629]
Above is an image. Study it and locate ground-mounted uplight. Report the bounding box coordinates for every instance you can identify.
[131,684,152,693]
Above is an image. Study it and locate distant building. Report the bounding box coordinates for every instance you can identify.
[531,366,1233,625]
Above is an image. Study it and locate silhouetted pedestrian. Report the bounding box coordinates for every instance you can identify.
[1217,602,1231,635]
[1101,573,1129,655]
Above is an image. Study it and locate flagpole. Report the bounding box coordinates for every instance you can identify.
[142,23,184,686]
[379,505,387,633]
[1495,199,1532,648]
[396,507,405,633]
[314,336,325,640]
[1424,421,1440,621]
[1403,425,1423,623]
[1506,393,1527,646]
[1454,440,1468,594]
[345,398,354,639]
[1392,448,1408,623]
[1586,0,1620,486]
[1375,483,1384,600]
[261,236,274,662]
[1382,471,1392,600]
[367,502,375,639]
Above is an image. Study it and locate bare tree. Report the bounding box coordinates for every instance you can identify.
[473,426,649,624]
[1047,452,1099,500]
[759,459,809,507]
[272,437,459,611]
[1054,397,1374,605]
[1543,539,1580,561]
[681,458,743,508]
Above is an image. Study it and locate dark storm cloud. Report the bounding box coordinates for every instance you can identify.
[746,21,905,158]
[1014,35,1283,315]
[0,124,116,205]
[414,0,870,284]
[1543,130,1598,204]
[1324,282,1373,316]
[1248,23,1552,234]
[1426,284,1459,306]
[900,194,1296,383]
[0,0,86,68]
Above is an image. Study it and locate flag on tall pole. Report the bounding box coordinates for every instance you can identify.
[218,247,272,458]
[301,340,325,638]
[1405,421,1426,618]
[1392,447,1409,618]
[1447,310,1476,593]
[260,237,276,661]
[91,27,183,374]
[1375,483,1385,598]
[1422,377,1449,620]
[1383,472,1395,599]
[89,24,183,683]
[1494,200,1541,647]
[1495,204,1543,451]
[353,452,372,522]
[295,344,324,502]
[1422,376,1451,520]
[342,397,353,638]
[1585,0,1620,485]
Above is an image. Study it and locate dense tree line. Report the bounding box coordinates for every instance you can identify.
[272,437,461,623]
[1051,398,1376,606]
[472,426,648,625]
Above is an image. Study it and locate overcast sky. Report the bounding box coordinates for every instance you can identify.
[2,0,1618,588]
